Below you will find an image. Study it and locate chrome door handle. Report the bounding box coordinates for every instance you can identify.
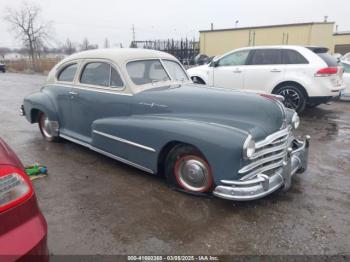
[271,69,281,73]
[69,91,78,95]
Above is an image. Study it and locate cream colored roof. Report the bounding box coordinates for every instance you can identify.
[58,48,176,66]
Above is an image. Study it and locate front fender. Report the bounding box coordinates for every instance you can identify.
[23,90,58,123]
[91,115,249,184]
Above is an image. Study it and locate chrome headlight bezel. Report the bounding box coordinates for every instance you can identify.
[291,112,300,129]
[243,135,256,159]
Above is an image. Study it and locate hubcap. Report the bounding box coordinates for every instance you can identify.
[279,89,301,110]
[40,114,53,138]
[174,156,212,192]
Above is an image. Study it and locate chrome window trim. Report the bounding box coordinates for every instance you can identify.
[93,130,156,153]
[59,133,154,174]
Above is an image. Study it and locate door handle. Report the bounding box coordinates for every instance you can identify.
[233,69,242,73]
[69,91,78,95]
[270,69,281,73]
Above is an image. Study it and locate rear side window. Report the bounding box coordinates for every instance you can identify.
[316,53,338,67]
[80,62,123,88]
[57,63,78,82]
[217,50,250,66]
[282,50,309,64]
[249,49,282,65]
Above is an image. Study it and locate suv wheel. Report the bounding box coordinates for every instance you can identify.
[275,85,306,113]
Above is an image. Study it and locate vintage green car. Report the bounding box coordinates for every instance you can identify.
[21,48,310,201]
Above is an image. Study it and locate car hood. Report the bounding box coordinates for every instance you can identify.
[133,84,285,140]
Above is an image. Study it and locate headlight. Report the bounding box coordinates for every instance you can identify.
[243,135,255,159]
[292,112,300,129]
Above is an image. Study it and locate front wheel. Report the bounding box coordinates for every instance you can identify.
[165,145,213,194]
[38,112,59,142]
[191,76,206,85]
[275,85,307,113]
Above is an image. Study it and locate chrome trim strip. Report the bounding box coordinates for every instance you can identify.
[239,151,286,174]
[240,160,284,181]
[93,130,156,153]
[59,133,154,174]
[90,147,154,174]
[255,128,290,149]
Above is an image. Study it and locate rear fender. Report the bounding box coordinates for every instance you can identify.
[23,91,58,123]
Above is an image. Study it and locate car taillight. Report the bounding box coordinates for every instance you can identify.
[0,166,33,213]
[315,67,338,77]
[260,93,285,102]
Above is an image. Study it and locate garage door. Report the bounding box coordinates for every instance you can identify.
[335,44,350,55]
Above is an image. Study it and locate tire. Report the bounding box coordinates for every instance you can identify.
[274,85,307,113]
[191,76,206,85]
[165,144,213,194]
[38,112,59,142]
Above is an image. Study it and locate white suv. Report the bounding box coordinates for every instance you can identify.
[187,46,345,112]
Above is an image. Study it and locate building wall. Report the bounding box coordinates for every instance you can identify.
[334,34,350,54]
[200,23,335,56]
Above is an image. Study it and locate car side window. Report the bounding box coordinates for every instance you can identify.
[283,50,309,64]
[57,63,78,82]
[341,62,350,73]
[126,60,170,85]
[217,50,250,67]
[249,49,282,65]
[80,62,111,87]
[110,67,124,87]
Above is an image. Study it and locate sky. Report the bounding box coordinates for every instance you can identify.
[0,0,349,49]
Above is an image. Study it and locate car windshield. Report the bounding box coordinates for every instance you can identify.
[162,60,189,81]
[126,59,170,85]
[126,59,189,86]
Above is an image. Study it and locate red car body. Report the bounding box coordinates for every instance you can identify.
[0,138,48,262]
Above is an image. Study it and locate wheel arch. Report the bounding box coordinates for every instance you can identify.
[157,140,204,176]
[272,81,309,98]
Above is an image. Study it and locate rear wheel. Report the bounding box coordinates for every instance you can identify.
[165,145,213,194]
[38,112,59,142]
[274,85,307,113]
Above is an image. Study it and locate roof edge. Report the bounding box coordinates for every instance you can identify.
[200,22,335,33]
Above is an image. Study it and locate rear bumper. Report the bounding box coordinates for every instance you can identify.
[0,197,48,262]
[213,136,310,201]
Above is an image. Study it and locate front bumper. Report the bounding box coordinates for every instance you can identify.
[213,136,310,201]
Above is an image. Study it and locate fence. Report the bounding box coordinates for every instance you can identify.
[131,39,199,65]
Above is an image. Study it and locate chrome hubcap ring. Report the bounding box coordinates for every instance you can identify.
[279,89,301,110]
[174,156,212,192]
[40,114,53,138]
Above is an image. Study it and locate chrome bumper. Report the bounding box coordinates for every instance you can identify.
[213,136,310,201]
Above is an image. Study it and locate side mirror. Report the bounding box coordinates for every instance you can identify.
[210,60,219,67]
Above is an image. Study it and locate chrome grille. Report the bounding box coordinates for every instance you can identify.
[239,128,292,180]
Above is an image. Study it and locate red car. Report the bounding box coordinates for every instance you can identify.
[0,138,48,262]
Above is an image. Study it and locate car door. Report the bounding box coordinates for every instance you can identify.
[244,49,285,92]
[51,63,79,132]
[70,60,131,158]
[212,49,250,89]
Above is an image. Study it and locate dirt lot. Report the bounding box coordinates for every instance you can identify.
[0,72,349,255]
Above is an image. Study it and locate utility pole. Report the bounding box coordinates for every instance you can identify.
[132,24,136,42]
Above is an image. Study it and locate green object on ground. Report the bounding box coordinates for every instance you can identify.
[25,164,48,176]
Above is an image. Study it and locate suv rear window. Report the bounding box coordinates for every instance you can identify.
[307,47,338,67]
[316,53,338,67]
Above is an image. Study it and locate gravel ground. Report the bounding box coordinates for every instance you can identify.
[0,72,349,255]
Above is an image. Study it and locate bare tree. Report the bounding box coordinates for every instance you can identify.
[104,37,110,48]
[3,2,52,67]
[80,38,98,51]
[64,38,76,55]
